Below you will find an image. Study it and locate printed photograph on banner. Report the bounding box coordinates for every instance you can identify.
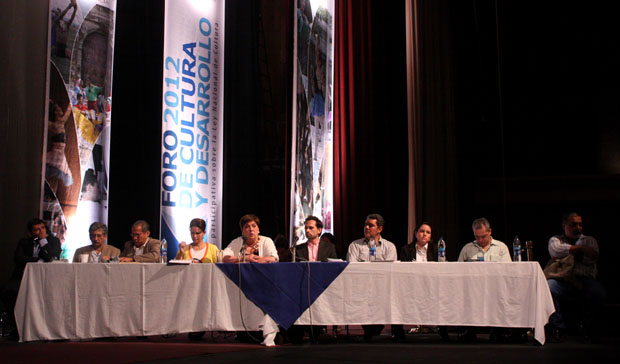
[293,0,334,244]
[160,0,225,259]
[45,0,116,259]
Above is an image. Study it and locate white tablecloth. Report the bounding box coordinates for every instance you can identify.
[14,263,277,343]
[15,261,554,344]
[296,262,554,344]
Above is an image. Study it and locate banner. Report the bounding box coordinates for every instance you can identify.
[291,0,335,244]
[161,0,225,259]
[45,0,116,260]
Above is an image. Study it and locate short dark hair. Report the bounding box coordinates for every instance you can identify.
[366,213,385,228]
[239,214,260,230]
[304,215,323,229]
[190,218,206,232]
[27,218,46,232]
[472,217,491,230]
[562,212,581,224]
[132,220,150,233]
[319,232,336,245]
[89,222,108,235]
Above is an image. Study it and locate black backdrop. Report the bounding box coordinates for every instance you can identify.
[107,0,619,303]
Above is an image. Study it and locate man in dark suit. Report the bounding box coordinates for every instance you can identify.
[288,216,337,344]
[2,218,61,340]
[295,216,337,262]
[119,220,161,263]
[13,218,62,277]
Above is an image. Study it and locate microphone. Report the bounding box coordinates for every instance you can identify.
[291,235,299,262]
[240,236,247,263]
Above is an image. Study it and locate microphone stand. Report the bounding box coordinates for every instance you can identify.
[291,235,299,262]
[240,236,247,263]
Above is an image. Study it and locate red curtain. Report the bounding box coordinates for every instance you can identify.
[333,0,374,255]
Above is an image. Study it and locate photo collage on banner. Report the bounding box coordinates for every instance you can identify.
[45,0,116,260]
[292,0,335,244]
[160,0,225,259]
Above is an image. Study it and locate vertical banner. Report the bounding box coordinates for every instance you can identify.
[45,0,116,260]
[161,0,225,259]
[291,0,335,244]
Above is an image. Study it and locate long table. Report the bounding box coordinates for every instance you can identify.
[295,262,554,344]
[15,261,554,344]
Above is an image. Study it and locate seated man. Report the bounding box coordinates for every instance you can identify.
[456,218,511,341]
[295,216,337,262]
[1,218,62,339]
[546,212,606,340]
[346,213,398,342]
[14,218,62,275]
[457,217,511,262]
[119,220,162,262]
[73,222,120,262]
[347,213,397,262]
[288,216,337,344]
[222,214,278,263]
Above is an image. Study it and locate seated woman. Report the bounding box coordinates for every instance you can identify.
[222,214,278,263]
[400,222,436,262]
[393,222,438,342]
[176,218,220,263]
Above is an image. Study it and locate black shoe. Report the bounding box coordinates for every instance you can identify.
[188,331,206,340]
[363,331,373,343]
[545,326,566,343]
[459,329,477,342]
[438,326,450,341]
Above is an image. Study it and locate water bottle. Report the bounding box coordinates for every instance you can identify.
[513,235,522,262]
[161,238,168,263]
[368,239,376,262]
[438,237,446,262]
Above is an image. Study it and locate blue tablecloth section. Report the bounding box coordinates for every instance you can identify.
[217,262,348,329]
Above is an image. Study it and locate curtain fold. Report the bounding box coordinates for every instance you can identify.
[406,0,460,255]
[333,0,373,255]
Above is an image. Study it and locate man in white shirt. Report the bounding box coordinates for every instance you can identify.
[457,218,511,262]
[347,214,397,262]
[546,212,606,340]
[346,214,398,342]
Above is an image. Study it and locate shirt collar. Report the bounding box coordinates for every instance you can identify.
[135,237,149,248]
[473,238,496,249]
[365,236,382,245]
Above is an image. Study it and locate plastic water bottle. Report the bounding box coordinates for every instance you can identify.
[513,235,522,262]
[438,237,446,262]
[369,239,376,262]
[161,238,168,263]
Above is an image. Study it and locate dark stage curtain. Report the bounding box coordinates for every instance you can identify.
[334,0,408,256]
[405,0,460,256]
